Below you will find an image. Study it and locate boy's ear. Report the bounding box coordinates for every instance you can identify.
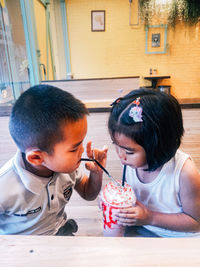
[25,150,44,165]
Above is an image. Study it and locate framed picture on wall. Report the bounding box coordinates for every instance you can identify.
[145,24,168,54]
[91,10,105,32]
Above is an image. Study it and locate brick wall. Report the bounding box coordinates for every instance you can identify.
[66,0,200,101]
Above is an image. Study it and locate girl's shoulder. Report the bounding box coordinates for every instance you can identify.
[179,155,200,222]
[180,155,200,186]
[175,149,190,161]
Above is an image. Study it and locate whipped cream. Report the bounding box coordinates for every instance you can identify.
[102,181,136,207]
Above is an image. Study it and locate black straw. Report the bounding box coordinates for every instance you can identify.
[81,158,109,176]
[122,165,127,187]
[81,158,121,187]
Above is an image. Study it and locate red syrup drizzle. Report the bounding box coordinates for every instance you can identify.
[102,202,118,229]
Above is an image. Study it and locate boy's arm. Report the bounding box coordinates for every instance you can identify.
[75,141,108,201]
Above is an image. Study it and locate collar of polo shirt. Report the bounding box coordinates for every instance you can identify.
[14,151,52,195]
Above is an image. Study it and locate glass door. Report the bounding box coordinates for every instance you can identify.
[0,0,30,105]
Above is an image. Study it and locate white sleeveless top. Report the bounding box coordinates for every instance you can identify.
[126,150,200,237]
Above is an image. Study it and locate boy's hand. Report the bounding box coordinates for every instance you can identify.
[113,200,153,226]
[85,141,108,173]
[75,141,108,201]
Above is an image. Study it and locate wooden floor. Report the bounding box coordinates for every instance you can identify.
[0,109,200,236]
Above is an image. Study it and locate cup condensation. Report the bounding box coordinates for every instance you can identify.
[101,181,136,237]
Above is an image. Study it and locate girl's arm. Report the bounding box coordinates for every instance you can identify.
[75,141,108,201]
[115,158,200,232]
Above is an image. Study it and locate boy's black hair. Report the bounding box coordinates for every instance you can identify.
[108,88,184,171]
[9,84,88,154]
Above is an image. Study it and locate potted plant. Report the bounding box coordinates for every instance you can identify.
[139,0,200,27]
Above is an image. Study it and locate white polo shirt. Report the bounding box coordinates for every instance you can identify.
[0,151,83,235]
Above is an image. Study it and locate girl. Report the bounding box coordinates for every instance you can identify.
[108,88,200,237]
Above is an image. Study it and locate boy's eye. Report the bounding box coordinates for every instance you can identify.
[70,148,78,152]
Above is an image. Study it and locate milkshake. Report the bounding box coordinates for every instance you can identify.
[101,181,136,237]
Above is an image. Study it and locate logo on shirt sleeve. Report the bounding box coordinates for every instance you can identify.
[63,187,72,201]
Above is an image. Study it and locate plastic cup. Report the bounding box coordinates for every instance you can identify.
[100,181,136,237]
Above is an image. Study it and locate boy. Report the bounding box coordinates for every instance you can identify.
[0,84,108,235]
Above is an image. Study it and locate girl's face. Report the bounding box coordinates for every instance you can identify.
[113,132,147,169]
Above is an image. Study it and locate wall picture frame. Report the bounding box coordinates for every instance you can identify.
[91,10,105,32]
[145,24,168,54]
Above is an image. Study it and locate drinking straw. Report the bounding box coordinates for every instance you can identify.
[81,158,121,187]
[122,165,127,187]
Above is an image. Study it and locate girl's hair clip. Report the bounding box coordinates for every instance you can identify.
[110,97,122,107]
[129,97,143,122]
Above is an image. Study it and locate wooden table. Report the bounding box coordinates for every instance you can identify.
[143,75,171,89]
[0,235,200,267]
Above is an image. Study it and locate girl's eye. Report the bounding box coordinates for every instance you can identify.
[126,151,134,155]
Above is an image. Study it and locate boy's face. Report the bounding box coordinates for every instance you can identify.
[41,116,87,174]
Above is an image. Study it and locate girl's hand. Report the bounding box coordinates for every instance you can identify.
[85,141,108,173]
[113,200,153,226]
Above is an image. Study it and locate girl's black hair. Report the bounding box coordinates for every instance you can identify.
[108,88,184,171]
[9,84,88,154]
